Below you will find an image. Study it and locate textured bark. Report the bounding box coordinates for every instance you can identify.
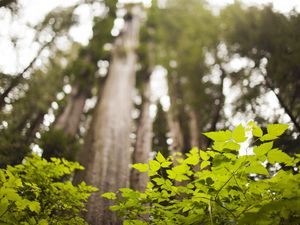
[75,5,142,225]
[187,107,199,148]
[130,75,153,191]
[55,85,89,136]
[167,110,184,155]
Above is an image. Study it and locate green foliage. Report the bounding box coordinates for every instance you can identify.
[104,123,300,224]
[0,155,97,224]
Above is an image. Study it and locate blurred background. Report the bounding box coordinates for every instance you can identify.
[0,0,299,168]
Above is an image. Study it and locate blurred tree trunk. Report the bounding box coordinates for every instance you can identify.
[206,65,226,148]
[55,85,89,136]
[167,110,184,155]
[130,73,153,191]
[75,5,142,225]
[187,107,199,148]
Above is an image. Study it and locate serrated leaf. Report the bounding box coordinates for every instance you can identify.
[161,161,172,168]
[267,124,289,137]
[253,142,273,156]
[260,134,278,141]
[232,124,247,142]
[268,149,293,165]
[200,150,210,161]
[224,141,240,151]
[153,178,165,185]
[101,192,116,200]
[252,126,263,137]
[156,152,166,163]
[132,163,148,172]
[224,153,237,160]
[28,201,41,213]
[203,130,231,142]
[245,162,269,176]
[149,160,160,171]
[200,161,210,169]
[185,154,199,165]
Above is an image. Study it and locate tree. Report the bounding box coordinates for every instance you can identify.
[74,4,143,224]
[220,3,300,134]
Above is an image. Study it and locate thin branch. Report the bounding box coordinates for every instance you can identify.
[0,35,56,109]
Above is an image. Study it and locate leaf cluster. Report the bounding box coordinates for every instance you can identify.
[0,155,97,225]
[104,123,300,225]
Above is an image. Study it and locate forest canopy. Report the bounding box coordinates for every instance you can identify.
[0,0,299,224]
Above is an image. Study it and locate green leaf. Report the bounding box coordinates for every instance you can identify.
[101,192,117,200]
[203,130,231,142]
[153,178,165,185]
[109,205,121,211]
[149,160,161,171]
[260,134,278,141]
[224,141,240,151]
[232,124,247,142]
[268,149,293,165]
[132,163,148,172]
[38,219,48,225]
[200,150,210,161]
[267,124,289,137]
[200,161,210,169]
[185,154,199,165]
[161,161,172,168]
[252,126,263,137]
[28,201,41,213]
[156,152,166,163]
[245,162,269,176]
[253,142,273,156]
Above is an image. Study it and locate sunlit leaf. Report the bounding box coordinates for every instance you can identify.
[131,163,148,173]
[203,130,231,142]
[253,142,273,156]
[267,124,289,137]
[232,124,247,142]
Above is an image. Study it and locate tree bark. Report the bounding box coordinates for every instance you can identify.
[75,5,142,225]
[167,110,184,156]
[130,74,153,191]
[55,85,89,136]
[187,107,199,148]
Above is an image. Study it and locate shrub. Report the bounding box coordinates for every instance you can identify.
[0,155,97,225]
[103,122,300,225]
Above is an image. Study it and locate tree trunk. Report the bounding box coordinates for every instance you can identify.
[75,5,142,225]
[130,74,153,191]
[187,107,199,148]
[55,85,89,136]
[167,110,184,156]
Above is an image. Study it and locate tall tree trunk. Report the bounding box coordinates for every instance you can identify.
[55,84,89,136]
[130,74,153,191]
[206,65,226,148]
[187,107,199,148]
[75,5,142,225]
[167,110,184,156]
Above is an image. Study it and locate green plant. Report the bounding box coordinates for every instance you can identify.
[103,122,300,225]
[0,155,97,225]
